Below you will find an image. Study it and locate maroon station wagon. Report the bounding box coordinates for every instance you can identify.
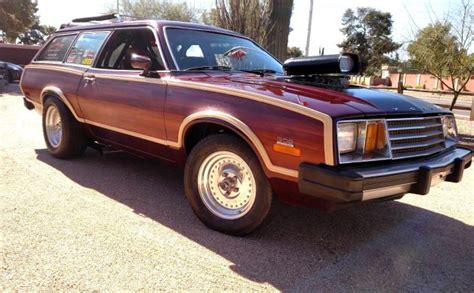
[20,15,472,235]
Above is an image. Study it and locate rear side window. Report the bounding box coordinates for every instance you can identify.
[36,35,76,62]
[65,31,109,66]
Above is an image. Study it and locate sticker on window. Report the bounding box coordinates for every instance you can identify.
[66,31,109,66]
[81,58,93,65]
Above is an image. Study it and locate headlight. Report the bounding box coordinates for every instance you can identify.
[337,123,357,153]
[442,115,457,144]
[339,55,354,73]
[337,119,391,163]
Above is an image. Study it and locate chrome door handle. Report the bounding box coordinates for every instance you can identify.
[84,76,95,82]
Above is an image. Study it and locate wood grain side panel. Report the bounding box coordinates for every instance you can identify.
[164,85,326,175]
[21,65,86,117]
[76,70,168,140]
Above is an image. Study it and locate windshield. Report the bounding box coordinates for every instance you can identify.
[165,28,284,74]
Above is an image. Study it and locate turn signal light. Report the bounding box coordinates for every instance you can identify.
[364,122,386,153]
[273,143,301,157]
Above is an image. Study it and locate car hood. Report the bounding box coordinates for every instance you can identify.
[172,73,449,118]
[341,87,448,116]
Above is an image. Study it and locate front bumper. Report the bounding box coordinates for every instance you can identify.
[299,147,472,202]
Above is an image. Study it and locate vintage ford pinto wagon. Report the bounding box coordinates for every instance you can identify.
[20,16,472,235]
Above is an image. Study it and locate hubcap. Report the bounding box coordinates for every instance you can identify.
[45,105,62,148]
[197,151,256,220]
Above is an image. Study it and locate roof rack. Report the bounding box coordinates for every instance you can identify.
[60,14,145,29]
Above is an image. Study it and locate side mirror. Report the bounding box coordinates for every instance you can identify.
[130,53,152,76]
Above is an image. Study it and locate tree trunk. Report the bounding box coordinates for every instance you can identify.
[451,77,471,111]
[450,92,460,111]
[267,0,294,61]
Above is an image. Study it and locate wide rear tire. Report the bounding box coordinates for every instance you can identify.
[42,97,87,159]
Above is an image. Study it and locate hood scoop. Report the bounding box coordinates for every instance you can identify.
[281,53,361,90]
[283,53,360,76]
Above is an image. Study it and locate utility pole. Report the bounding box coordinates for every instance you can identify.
[305,0,314,56]
[117,0,120,14]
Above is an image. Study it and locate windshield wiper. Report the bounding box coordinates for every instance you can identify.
[184,65,232,71]
[239,69,278,76]
[184,66,279,77]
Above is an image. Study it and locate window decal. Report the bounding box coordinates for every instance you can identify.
[66,31,109,66]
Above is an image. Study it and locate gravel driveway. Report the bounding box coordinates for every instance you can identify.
[1,84,473,291]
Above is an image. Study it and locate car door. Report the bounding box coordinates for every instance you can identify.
[75,27,169,159]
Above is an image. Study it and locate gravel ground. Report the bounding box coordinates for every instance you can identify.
[1,84,474,291]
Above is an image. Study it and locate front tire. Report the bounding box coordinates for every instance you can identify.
[42,97,87,159]
[184,134,272,235]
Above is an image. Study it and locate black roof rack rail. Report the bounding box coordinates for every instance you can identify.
[72,13,119,23]
[60,14,146,29]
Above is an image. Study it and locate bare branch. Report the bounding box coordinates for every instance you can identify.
[427,70,456,92]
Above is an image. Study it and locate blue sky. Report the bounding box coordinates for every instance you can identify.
[37,0,454,57]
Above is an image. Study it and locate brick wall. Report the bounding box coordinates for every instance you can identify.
[0,44,40,66]
[388,73,474,92]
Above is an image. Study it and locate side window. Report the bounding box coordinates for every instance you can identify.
[96,28,165,70]
[65,31,109,66]
[106,43,126,68]
[36,35,76,62]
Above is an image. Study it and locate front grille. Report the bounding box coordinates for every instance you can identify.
[386,117,446,159]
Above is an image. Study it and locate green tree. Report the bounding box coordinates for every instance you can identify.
[0,0,38,43]
[408,22,474,110]
[18,24,56,45]
[338,8,400,75]
[118,0,197,22]
[287,46,303,58]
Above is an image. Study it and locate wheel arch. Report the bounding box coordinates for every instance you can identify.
[178,110,298,179]
[183,118,257,155]
[40,86,84,122]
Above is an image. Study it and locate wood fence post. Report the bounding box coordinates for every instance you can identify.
[470,97,474,121]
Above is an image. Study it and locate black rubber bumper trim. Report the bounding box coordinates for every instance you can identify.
[298,148,472,203]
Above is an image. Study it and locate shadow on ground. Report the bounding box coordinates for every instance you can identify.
[35,149,474,291]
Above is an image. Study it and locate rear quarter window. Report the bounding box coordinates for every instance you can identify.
[36,35,76,62]
[66,31,109,66]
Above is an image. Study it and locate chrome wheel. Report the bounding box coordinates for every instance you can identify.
[45,105,62,148]
[197,151,257,220]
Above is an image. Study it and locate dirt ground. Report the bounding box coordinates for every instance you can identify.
[1,84,473,291]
